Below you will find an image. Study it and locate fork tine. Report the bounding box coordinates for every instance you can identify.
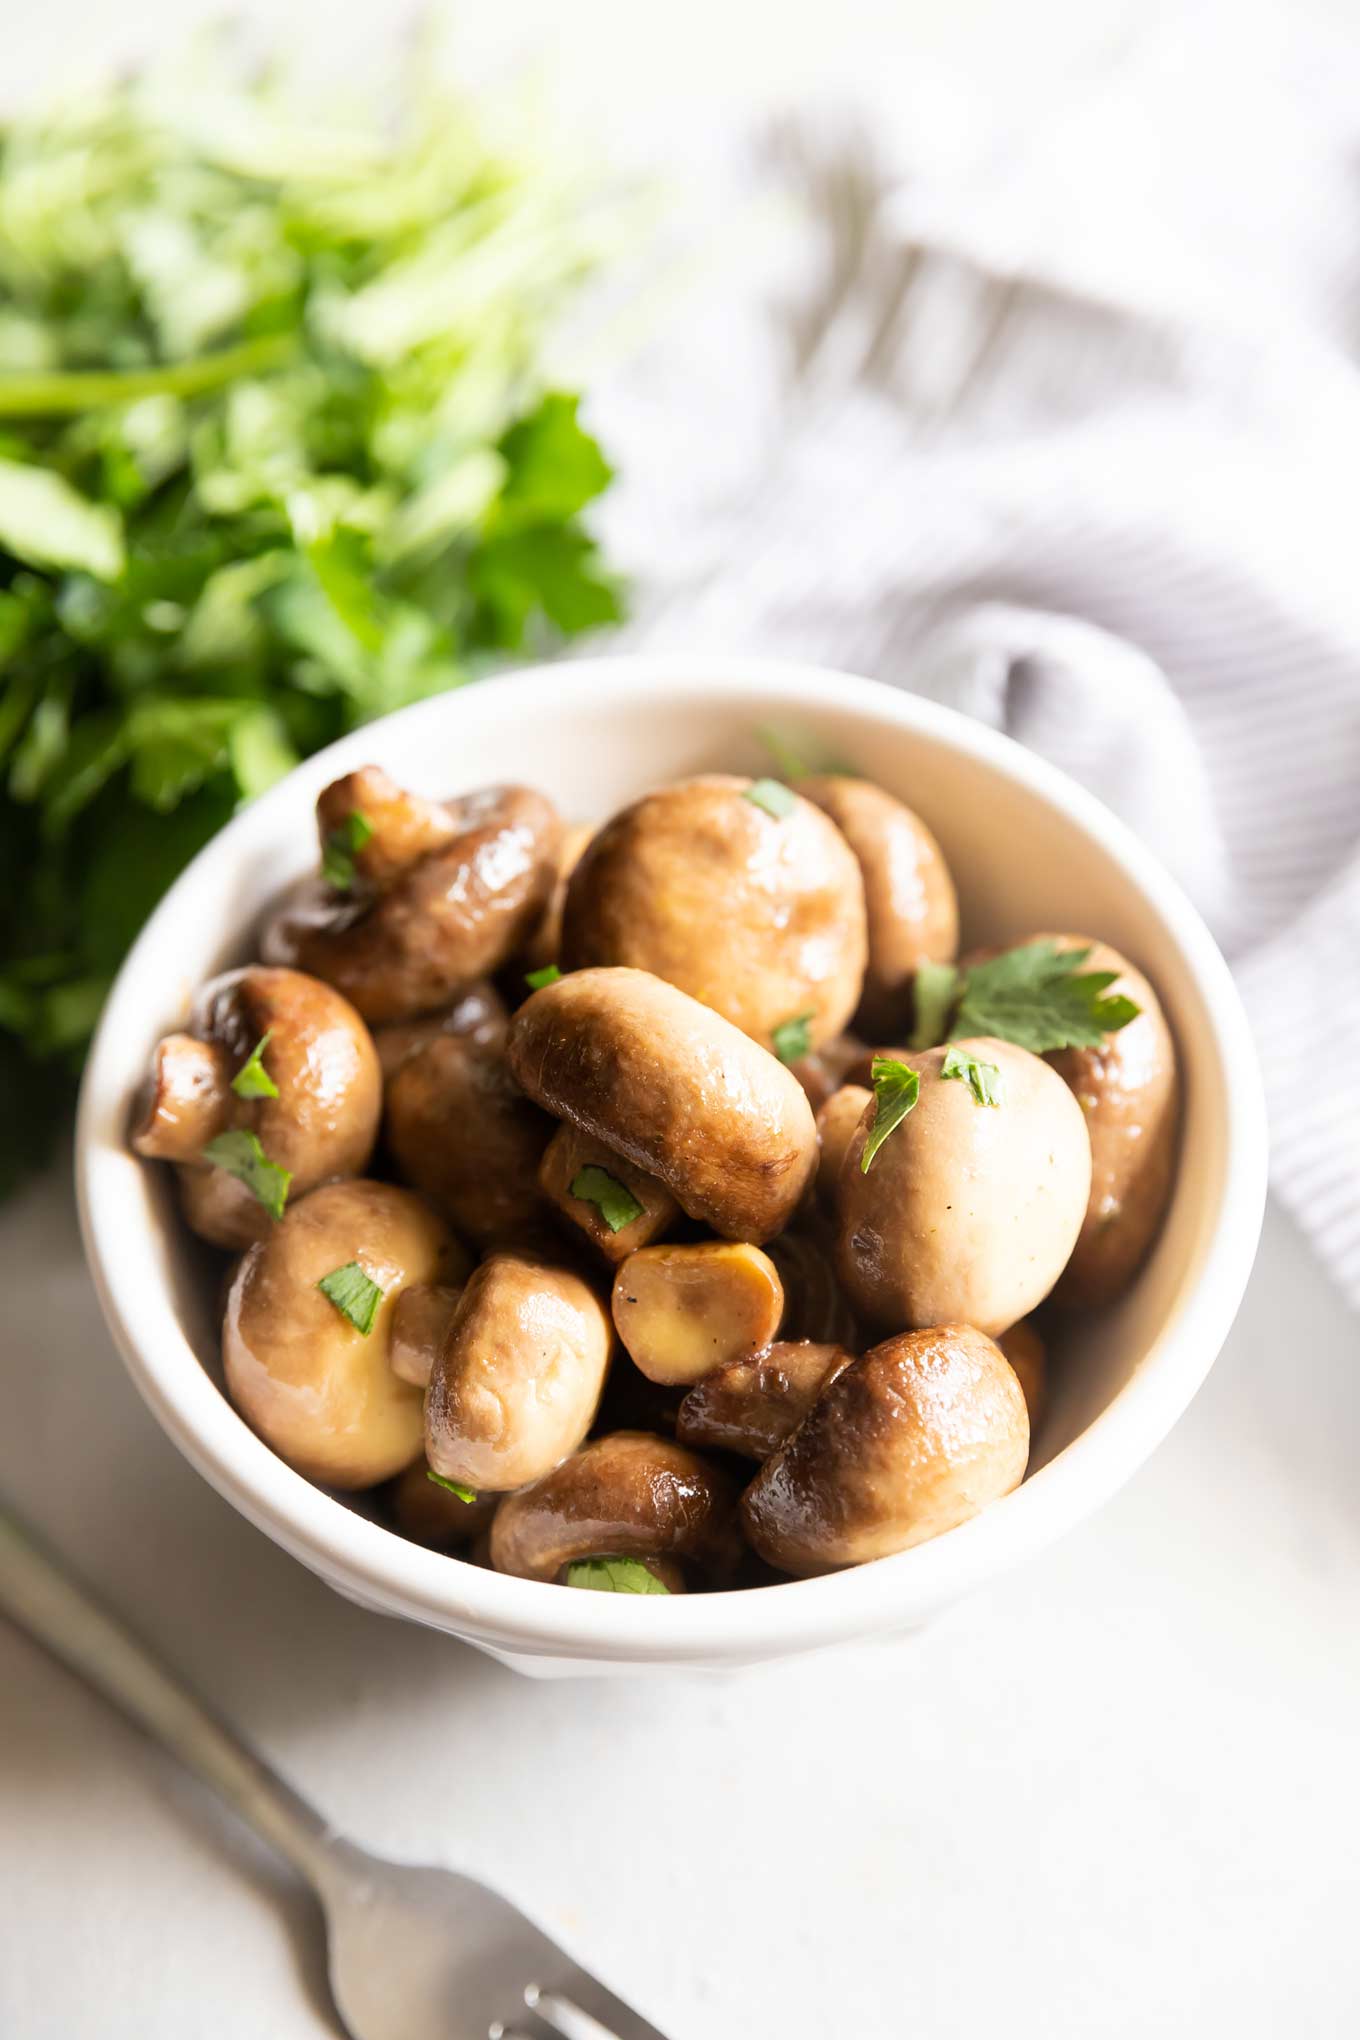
[526,1978,670,2040]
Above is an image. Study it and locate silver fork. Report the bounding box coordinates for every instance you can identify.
[0,1504,672,2040]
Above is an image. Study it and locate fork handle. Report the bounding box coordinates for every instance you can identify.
[0,1501,338,1889]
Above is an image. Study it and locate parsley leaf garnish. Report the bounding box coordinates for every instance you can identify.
[909,960,959,1051]
[564,1558,670,1594]
[859,1056,921,1173]
[771,1010,815,1064]
[200,1130,292,1220]
[940,1044,1003,1106]
[951,940,1140,1053]
[525,964,562,990]
[321,810,374,892]
[316,1260,384,1335]
[230,1031,279,1100]
[570,1165,644,1234]
[744,777,797,819]
[427,1470,477,1504]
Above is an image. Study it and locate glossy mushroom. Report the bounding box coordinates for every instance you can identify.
[132,965,382,1250]
[612,1241,785,1386]
[834,1039,1091,1336]
[997,1318,1047,1431]
[538,1122,679,1263]
[489,1431,742,1584]
[741,1324,1029,1573]
[507,966,819,1243]
[677,1340,852,1461]
[222,1179,459,1488]
[425,1254,612,1492]
[263,765,563,1023]
[391,1464,498,1548]
[384,1029,553,1247]
[799,774,957,1038]
[560,774,868,1054]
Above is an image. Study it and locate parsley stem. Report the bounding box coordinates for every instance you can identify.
[0,335,298,416]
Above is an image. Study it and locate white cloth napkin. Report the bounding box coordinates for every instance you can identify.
[592,1,1360,1310]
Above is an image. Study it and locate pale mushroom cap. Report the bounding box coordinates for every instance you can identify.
[222,1179,455,1489]
[835,1038,1092,1336]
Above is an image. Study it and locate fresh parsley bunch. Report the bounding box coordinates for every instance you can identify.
[0,50,626,1196]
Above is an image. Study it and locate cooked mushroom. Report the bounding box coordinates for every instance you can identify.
[997,1318,1047,1431]
[373,980,507,1082]
[677,1340,852,1460]
[612,1241,785,1386]
[388,1281,467,1388]
[507,966,819,1242]
[538,1123,678,1263]
[815,1084,873,1213]
[132,965,382,1250]
[1040,936,1179,1307]
[788,1032,871,1111]
[489,1431,742,1584]
[741,1324,1029,1573]
[263,765,563,1023]
[834,1039,1091,1336]
[765,1230,859,1344]
[384,1029,554,1247]
[222,1179,458,1488]
[391,1463,498,1547]
[520,821,594,974]
[560,774,868,1053]
[799,775,957,1038]
[425,1254,611,1492]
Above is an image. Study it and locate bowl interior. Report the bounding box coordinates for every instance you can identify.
[79,659,1259,1664]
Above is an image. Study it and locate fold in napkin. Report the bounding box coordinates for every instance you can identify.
[595,2,1360,1309]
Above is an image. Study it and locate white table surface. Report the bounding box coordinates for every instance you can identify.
[2,1165,1357,2039]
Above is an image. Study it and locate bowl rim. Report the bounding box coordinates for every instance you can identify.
[76,653,1268,1664]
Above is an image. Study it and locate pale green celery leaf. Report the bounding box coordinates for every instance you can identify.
[177,553,289,671]
[378,448,506,564]
[228,705,299,798]
[120,208,252,357]
[0,458,125,579]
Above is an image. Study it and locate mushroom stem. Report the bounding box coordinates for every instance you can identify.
[318,766,457,888]
[389,1282,463,1389]
[130,1033,232,1161]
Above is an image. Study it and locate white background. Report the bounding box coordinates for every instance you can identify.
[3,5,1359,2037]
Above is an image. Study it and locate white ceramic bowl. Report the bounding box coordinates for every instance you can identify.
[76,656,1267,1678]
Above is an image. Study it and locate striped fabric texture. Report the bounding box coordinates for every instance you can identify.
[594,6,1360,1308]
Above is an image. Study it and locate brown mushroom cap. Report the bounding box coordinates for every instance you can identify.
[815,1084,873,1214]
[489,1431,742,1583]
[1039,936,1179,1308]
[262,767,563,1023]
[678,1340,852,1461]
[799,775,958,1038]
[425,1253,612,1492]
[560,774,868,1054]
[834,1038,1092,1336]
[222,1179,457,1489]
[741,1324,1029,1574]
[506,966,819,1243]
[133,965,382,1251]
[373,980,507,1082]
[520,820,594,974]
[384,1029,553,1247]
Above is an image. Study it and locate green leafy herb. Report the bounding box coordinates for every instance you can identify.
[908,960,959,1051]
[744,777,797,819]
[230,1031,279,1100]
[771,1010,815,1064]
[321,811,375,892]
[427,1470,477,1504]
[316,1260,384,1335]
[570,1165,644,1234]
[0,45,626,1201]
[952,941,1140,1053]
[525,964,562,990]
[859,1056,921,1173]
[564,1558,670,1595]
[200,1130,292,1221]
[940,1044,1003,1106]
